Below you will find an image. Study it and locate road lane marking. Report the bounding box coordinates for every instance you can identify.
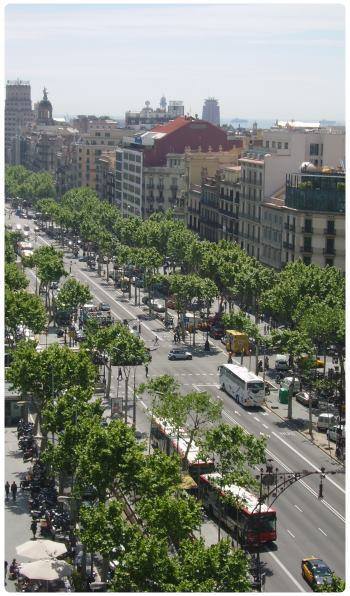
[318,528,327,536]
[262,423,269,429]
[271,431,345,494]
[247,412,252,415]
[37,234,164,340]
[254,416,260,422]
[222,410,345,525]
[234,410,241,416]
[287,529,295,538]
[294,504,303,513]
[264,549,304,592]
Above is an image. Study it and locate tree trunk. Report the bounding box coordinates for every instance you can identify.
[288,364,295,419]
[105,363,112,399]
[124,376,129,425]
[308,392,313,438]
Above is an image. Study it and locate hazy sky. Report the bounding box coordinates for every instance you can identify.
[5,2,345,121]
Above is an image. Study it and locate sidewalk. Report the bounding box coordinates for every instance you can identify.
[4,428,34,592]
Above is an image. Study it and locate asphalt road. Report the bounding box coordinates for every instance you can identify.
[10,212,345,592]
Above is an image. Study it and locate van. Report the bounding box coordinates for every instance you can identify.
[280,376,301,394]
[275,354,289,371]
[225,330,249,355]
[317,413,337,432]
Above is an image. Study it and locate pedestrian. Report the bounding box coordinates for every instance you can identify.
[154,335,159,345]
[118,368,123,381]
[10,481,17,502]
[30,519,38,540]
[258,360,263,372]
[264,356,269,370]
[145,364,149,378]
[5,481,10,501]
[138,323,141,335]
[4,560,8,583]
[228,352,233,364]
[173,332,177,343]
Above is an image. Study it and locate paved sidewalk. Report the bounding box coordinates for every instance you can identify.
[4,427,34,592]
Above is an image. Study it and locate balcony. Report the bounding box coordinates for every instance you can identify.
[188,205,200,214]
[146,183,154,189]
[157,184,164,190]
[302,227,314,234]
[300,246,313,254]
[147,195,154,202]
[284,223,295,232]
[170,185,178,191]
[283,241,295,250]
[323,247,336,256]
[324,228,336,236]
[156,196,165,203]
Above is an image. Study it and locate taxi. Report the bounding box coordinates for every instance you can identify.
[301,557,333,589]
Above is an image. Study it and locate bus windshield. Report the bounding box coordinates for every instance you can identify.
[249,513,276,532]
[247,381,264,394]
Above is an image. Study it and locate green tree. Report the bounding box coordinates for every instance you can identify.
[54,277,91,323]
[79,501,127,581]
[314,574,345,592]
[5,289,47,346]
[137,491,202,548]
[33,245,67,313]
[74,419,144,502]
[5,263,29,291]
[133,451,182,499]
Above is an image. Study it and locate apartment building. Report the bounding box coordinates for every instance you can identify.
[96,152,116,204]
[238,124,345,260]
[116,116,242,219]
[125,98,184,130]
[218,166,240,243]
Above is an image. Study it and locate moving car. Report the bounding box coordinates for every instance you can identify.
[275,354,289,371]
[295,391,319,408]
[301,557,333,589]
[326,425,345,443]
[317,412,337,432]
[150,299,166,313]
[168,348,192,361]
[99,302,111,312]
[209,326,225,339]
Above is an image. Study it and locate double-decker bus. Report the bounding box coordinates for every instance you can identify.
[218,363,265,407]
[150,417,214,481]
[199,472,277,547]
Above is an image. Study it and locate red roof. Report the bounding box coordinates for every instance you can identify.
[151,116,193,135]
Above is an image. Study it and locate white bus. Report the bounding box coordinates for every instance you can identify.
[218,363,265,407]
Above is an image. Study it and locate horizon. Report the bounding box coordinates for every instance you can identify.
[5,3,345,121]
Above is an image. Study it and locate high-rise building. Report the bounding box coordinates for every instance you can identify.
[5,79,33,163]
[202,97,220,126]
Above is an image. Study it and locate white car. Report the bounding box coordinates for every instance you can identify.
[168,348,192,361]
[326,425,345,442]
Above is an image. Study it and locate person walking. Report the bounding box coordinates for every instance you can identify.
[4,560,8,583]
[145,364,149,378]
[118,368,123,381]
[154,335,159,345]
[30,519,38,540]
[264,356,269,370]
[5,481,10,501]
[228,352,233,364]
[10,481,17,502]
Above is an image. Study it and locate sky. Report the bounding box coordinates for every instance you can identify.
[4,2,346,122]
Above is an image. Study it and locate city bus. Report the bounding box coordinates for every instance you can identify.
[150,416,214,481]
[199,472,277,547]
[218,363,265,407]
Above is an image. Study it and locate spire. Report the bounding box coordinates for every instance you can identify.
[43,87,48,101]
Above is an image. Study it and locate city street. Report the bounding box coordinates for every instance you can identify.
[10,212,345,592]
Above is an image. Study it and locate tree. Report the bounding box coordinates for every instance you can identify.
[5,289,47,346]
[33,245,67,312]
[270,329,313,419]
[314,574,345,592]
[174,537,252,592]
[74,419,144,502]
[221,310,266,373]
[6,341,96,441]
[136,491,202,548]
[133,451,182,499]
[54,278,91,323]
[5,230,24,263]
[79,501,127,581]
[5,263,29,291]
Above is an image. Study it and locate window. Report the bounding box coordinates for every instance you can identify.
[277,142,282,149]
[303,256,311,265]
[310,143,319,156]
[304,237,312,251]
[284,142,288,149]
[326,220,335,234]
[304,218,312,233]
[95,132,101,137]
[272,141,276,148]
[325,258,334,267]
[326,238,335,254]
[266,141,270,148]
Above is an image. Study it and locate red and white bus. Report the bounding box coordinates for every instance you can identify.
[150,417,214,481]
[199,472,277,546]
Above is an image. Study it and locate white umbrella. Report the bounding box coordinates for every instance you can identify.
[19,558,73,581]
[16,539,67,560]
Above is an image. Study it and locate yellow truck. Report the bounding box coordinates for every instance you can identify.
[225,330,249,355]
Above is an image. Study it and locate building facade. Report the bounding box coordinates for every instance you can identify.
[202,98,220,126]
[5,79,33,164]
[125,99,184,130]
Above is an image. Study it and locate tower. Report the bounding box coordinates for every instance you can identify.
[160,94,167,110]
[202,97,220,126]
[5,79,33,163]
[37,87,54,125]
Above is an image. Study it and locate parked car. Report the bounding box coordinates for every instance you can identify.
[150,299,166,313]
[75,330,86,342]
[317,412,338,432]
[275,354,289,371]
[50,281,59,290]
[295,391,319,408]
[168,348,192,361]
[326,425,345,443]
